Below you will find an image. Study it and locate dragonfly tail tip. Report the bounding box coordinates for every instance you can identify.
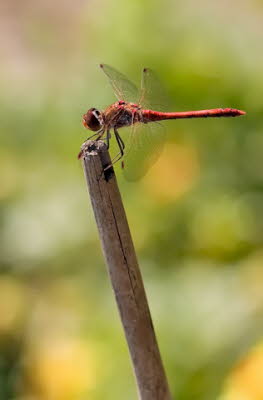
[239,110,246,115]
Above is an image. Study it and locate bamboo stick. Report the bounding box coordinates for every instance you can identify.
[80,140,172,400]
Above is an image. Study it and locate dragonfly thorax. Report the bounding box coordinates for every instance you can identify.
[103,102,143,130]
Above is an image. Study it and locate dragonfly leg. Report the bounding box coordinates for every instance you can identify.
[86,132,99,140]
[114,128,125,157]
[86,128,104,141]
[95,128,105,141]
[103,129,125,173]
[97,130,111,148]
[115,130,125,150]
[105,129,111,149]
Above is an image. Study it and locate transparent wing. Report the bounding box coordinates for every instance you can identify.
[118,68,170,181]
[100,64,139,103]
[122,121,166,181]
[139,67,171,111]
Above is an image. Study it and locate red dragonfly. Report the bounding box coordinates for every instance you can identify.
[80,64,245,180]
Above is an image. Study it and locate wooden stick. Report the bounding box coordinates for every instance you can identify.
[81,140,172,400]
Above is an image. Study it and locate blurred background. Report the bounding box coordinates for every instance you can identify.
[0,0,262,399]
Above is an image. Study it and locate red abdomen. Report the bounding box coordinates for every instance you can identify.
[142,108,246,122]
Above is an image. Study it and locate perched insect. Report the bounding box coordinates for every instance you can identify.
[80,64,245,180]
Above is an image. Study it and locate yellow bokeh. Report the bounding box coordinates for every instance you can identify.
[144,141,200,203]
[224,344,263,400]
[25,336,97,400]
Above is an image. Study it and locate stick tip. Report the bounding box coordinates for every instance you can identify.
[78,140,107,159]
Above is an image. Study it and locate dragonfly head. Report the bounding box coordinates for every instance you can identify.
[82,108,103,131]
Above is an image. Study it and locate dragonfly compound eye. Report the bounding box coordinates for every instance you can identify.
[82,108,102,131]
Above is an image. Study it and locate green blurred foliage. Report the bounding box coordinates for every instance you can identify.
[0,0,263,399]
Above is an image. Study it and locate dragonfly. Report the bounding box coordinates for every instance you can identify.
[80,64,246,180]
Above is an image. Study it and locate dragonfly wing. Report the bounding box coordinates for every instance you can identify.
[122,121,166,181]
[139,67,170,111]
[100,64,139,103]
